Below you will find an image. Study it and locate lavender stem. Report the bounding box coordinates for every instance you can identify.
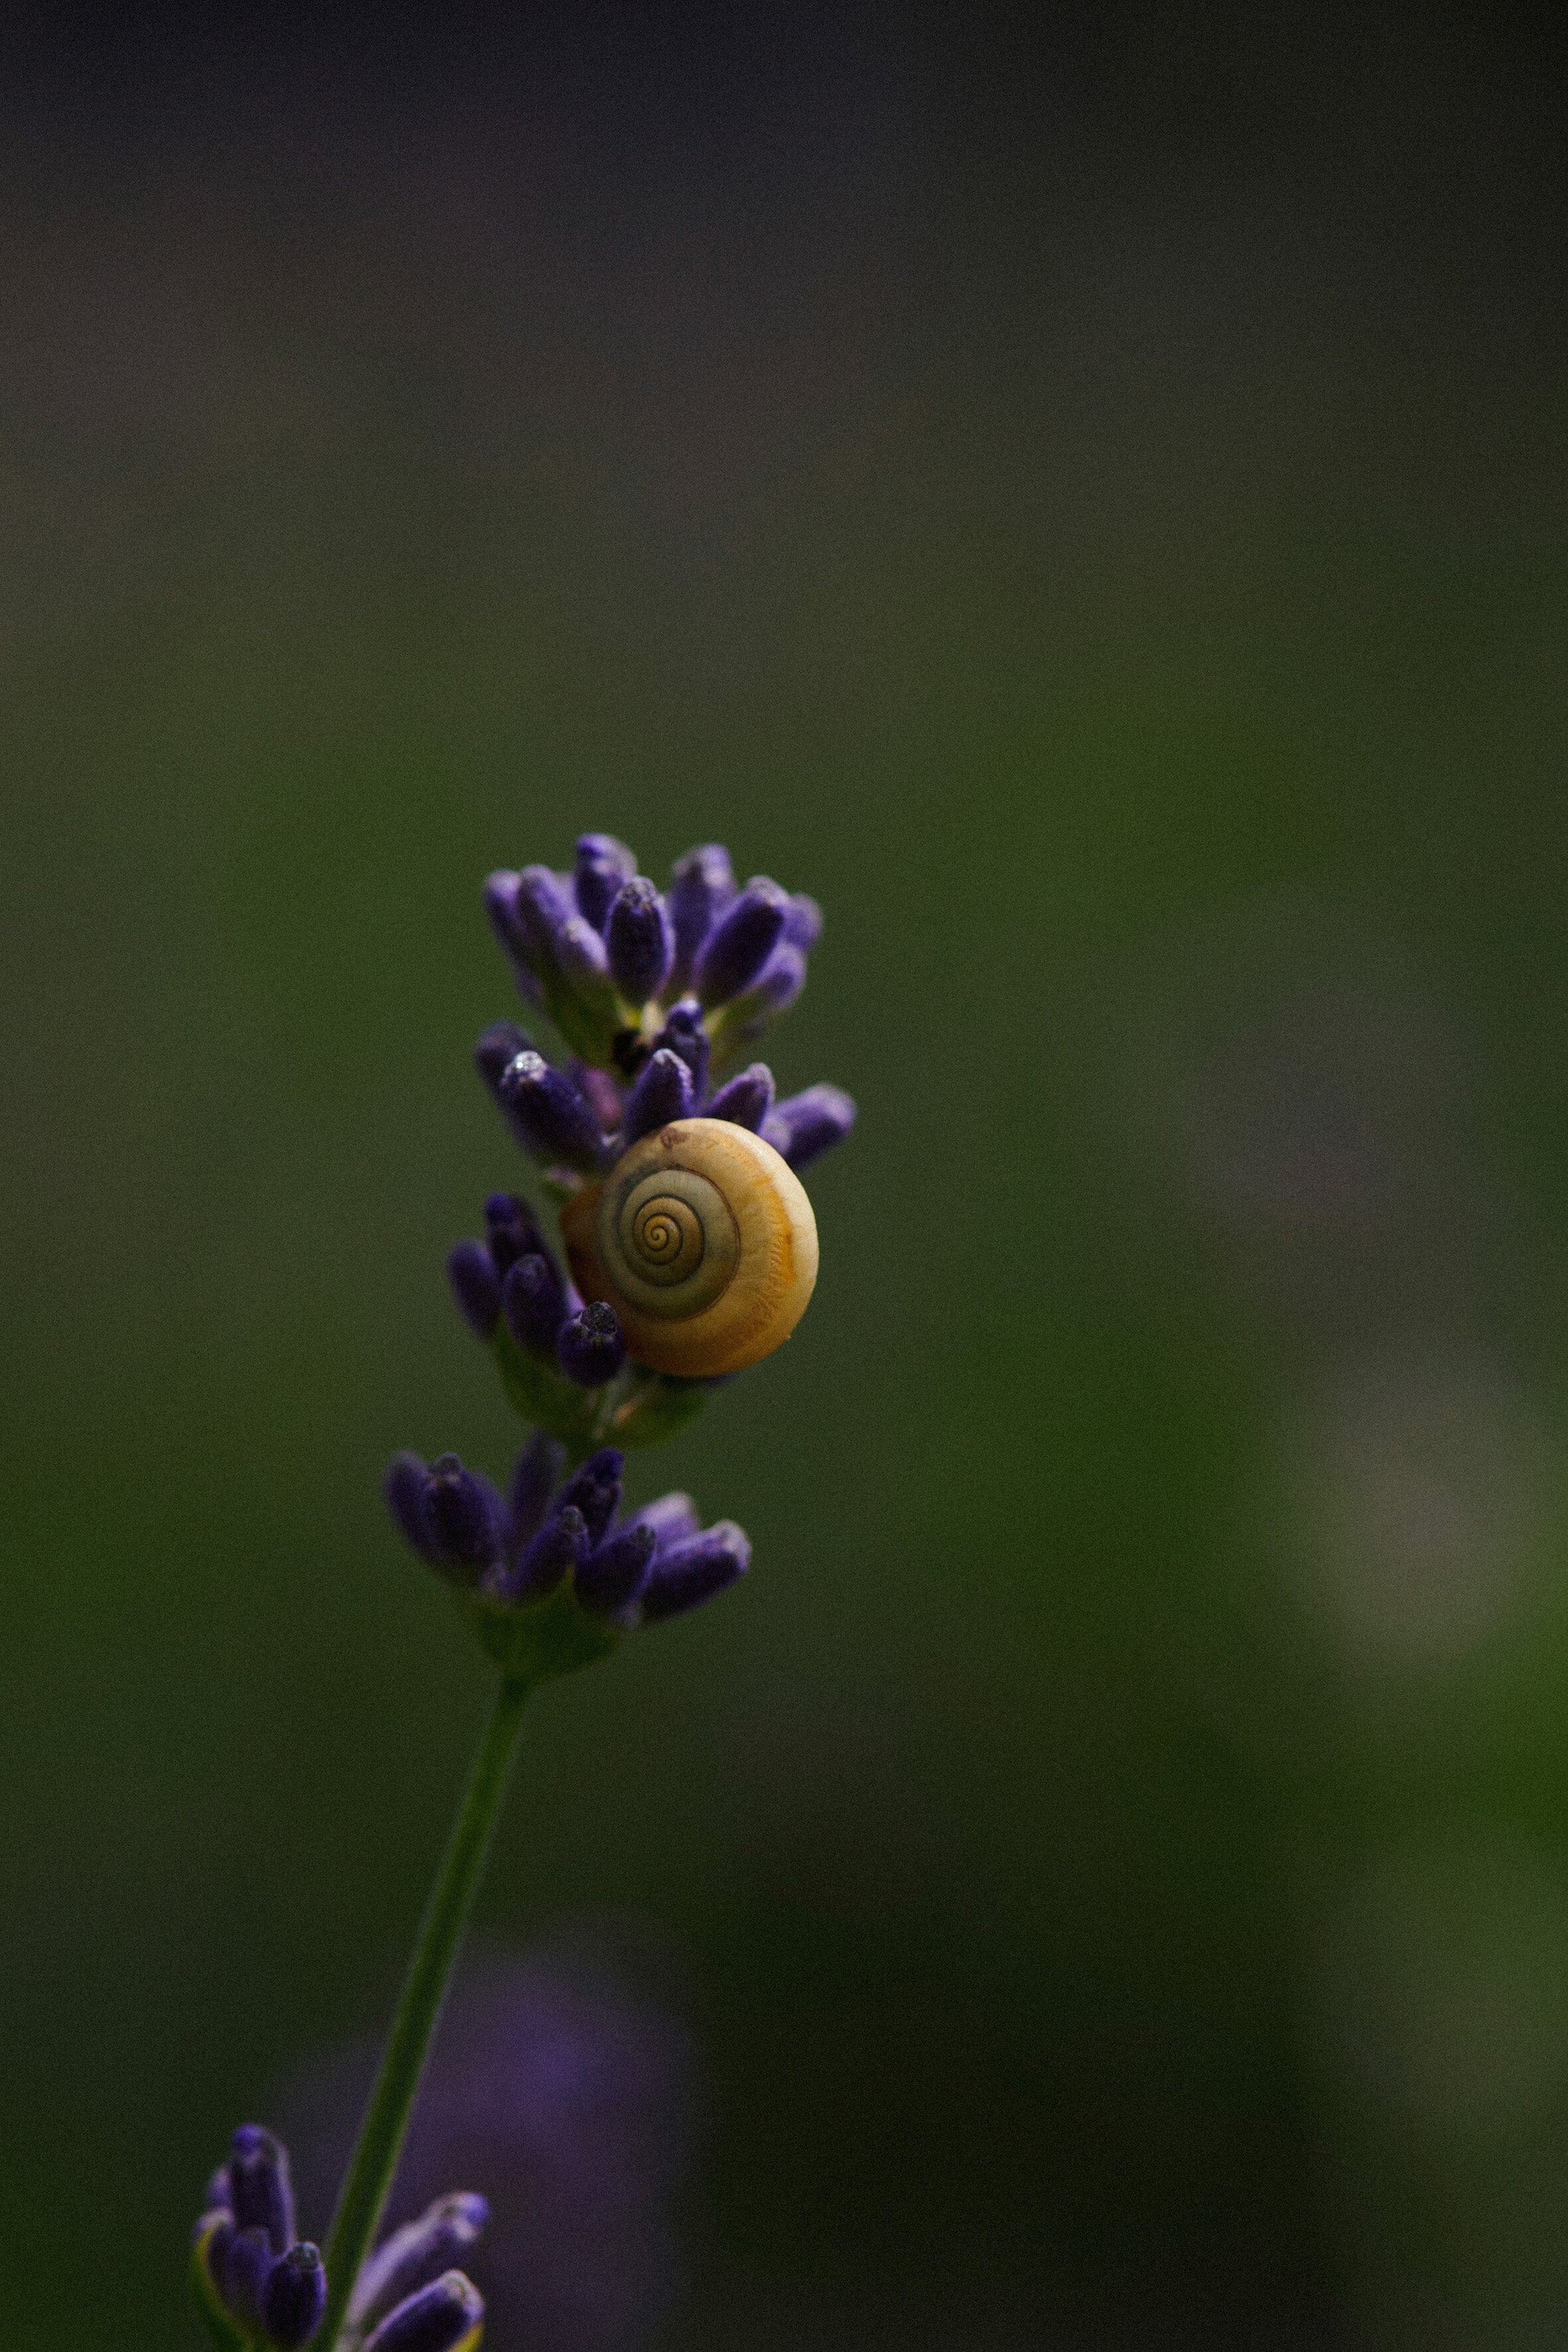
[319,1675,531,2349]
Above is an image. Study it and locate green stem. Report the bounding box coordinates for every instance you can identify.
[319,1674,532,2350]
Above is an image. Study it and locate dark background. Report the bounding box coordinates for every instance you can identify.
[3,7,1567,2346]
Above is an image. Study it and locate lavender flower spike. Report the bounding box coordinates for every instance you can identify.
[361,2270,485,2352]
[191,2125,328,2352]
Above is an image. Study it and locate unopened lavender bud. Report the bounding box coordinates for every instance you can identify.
[501,1251,567,1358]
[705,1062,775,1131]
[228,2126,296,2256]
[498,1051,604,1172]
[666,843,735,994]
[220,2224,276,2330]
[511,864,575,975]
[474,1019,533,1094]
[445,1241,501,1338]
[695,877,789,1007]
[557,1301,626,1388]
[573,833,637,931]
[554,1446,624,1546]
[507,1432,564,1556]
[384,1454,439,1564]
[627,1490,702,1551]
[651,998,710,1101]
[763,1082,857,1172]
[263,2242,327,2350]
[481,870,524,960]
[575,1520,657,1613]
[742,942,806,1018]
[423,1456,504,1573]
[639,1520,752,1621]
[606,877,673,1004]
[782,891,822,949]
[349,2195,489,2335]
[361,2271,485,2352]
[623,1047,693,1144]
[508,1504,588,1602]
[483,1192,547,1276]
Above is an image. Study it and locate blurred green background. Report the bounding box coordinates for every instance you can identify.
[4,8,1567,2345]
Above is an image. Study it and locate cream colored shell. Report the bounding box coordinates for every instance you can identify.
[560,1116,818,1378]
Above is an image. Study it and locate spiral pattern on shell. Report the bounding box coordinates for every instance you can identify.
[560,1117,819,1378]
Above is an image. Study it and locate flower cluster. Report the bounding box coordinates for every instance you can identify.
[384,1436,748,1678]
[386,833,853,1674]
[192,2128,485,2352]
[483,833,839,1083]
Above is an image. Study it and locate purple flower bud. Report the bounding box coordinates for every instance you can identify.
[507,1504,589,1602]
[762,1082,857,1171]
[666,843,736,995]
[623,1047,694,1145]
[220,2223,276,2330]
[605,877,673,1004]
[511,865,575,976]
[782,891,822,949]
[481,870,524,960]
[350,2194,489,2336]
[556,909,619,1002]
[361,2271,485,2352]
[263,2242,327,2350]
[506,1432,564,1557]
[385,1453,440,1565]
[570,1060,624,1137]
[695,877,789,1007]
[575,1521,657,1614]
[627,1490,702,1552]
[554,1447,624,1547]
[474,1020,532,1095]
[445,1241,501,1339]
[423,1456,506,1574]
[742,942,807,1018]
[229,2125,296,2256]
[557,1301,627,1388]
[638,1520,751,1621]
[482,1193,548,1277]
[650,999,710,1103]
[573,833,637,931]
[501,1252,568,1359]
[497,1051,604,1173]
[704,1062,775,1131]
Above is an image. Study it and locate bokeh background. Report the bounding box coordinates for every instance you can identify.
[4,6,1566,2345]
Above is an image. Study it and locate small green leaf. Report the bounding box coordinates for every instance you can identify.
[492,1326,597,1446]
[190,2223,247,2350]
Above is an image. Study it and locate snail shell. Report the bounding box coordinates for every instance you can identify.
[559,1116,818,1378]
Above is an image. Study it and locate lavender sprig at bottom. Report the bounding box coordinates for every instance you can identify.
[193,2128,485,2352]
[192,836,853,2352]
